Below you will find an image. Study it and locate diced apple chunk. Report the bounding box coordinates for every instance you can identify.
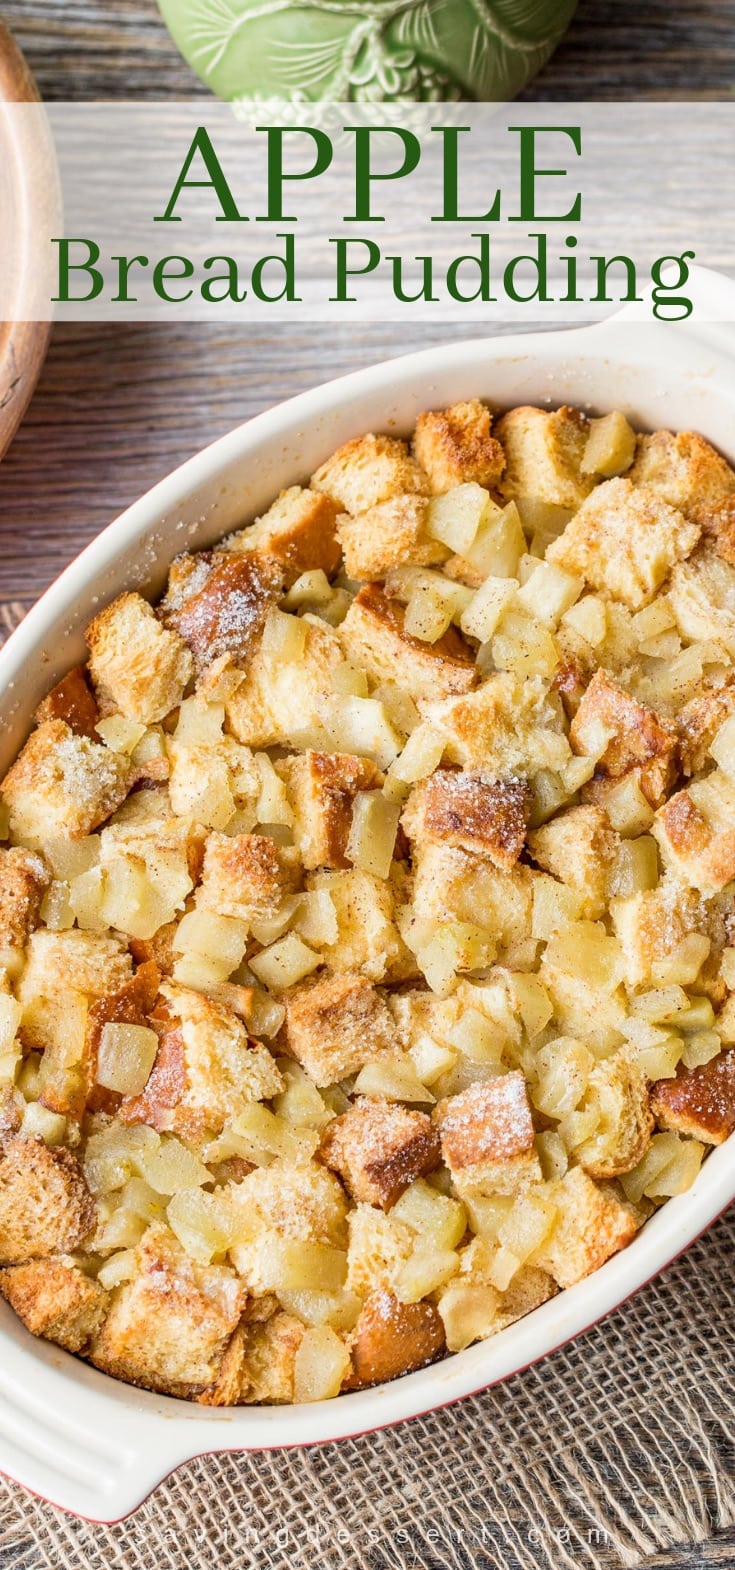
[249,933,322,990]
[581,411,636,478]
[346,792,400,879]
[97,1023,159,1097]
[294,1326,351,1402]
[426,483,490,555]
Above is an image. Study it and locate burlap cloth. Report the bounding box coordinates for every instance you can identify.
[0,601,733,1570]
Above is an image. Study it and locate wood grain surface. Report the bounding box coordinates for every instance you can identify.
[0,3,734,1566]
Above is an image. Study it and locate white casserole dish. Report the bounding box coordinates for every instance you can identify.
[2,266,735,1523]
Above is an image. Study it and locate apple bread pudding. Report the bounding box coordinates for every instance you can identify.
[2,399,735,1404]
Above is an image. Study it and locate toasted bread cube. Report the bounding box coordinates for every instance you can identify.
[279,972,395,1087]
[321,1097,440,1210]
[346,1204,416,1296]
[573,1050,653,1179]
[570,669,677,809]
[227,616,343,749]
[495,404,593,510]
[20,928,132,1007]
[438,1073,541,1195]
[668,542,735,655]
[233,1160,348,1251]
[34,665,99,738]
[197,832,301,925]
[339,586,477,704]
[547,479,699,611]
[528,805,618,921]
[228,1161,348,1292]
[532,1166,639,1287]
[337,494,447,581]
[86,593,194,725]
[403,771,530,871]
[306,868,414,983]
[347,1290,444,1388]
[628,428,735,515]
[161,551,283,673]
[0,1258,108,1352]
[611,874,710,990]
[678,679,735,776]
[121,983,282,1141]
[651,1048,735,1143]
[276,751,382,871]
[311,433,428,515]
[224,486,341,585]
[653,772,735,894]
[0,1136,96,1264]
[413,400,505,495]
[90,1223,243,1395]
[421,672,570,777]
[238,1311,305,1403]
[1,720,132,845]
[0,847,49,957]
[411,842,533,960]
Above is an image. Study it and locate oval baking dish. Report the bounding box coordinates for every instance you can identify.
[2,266,735,1522]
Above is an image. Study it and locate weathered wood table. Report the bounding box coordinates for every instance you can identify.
[0,4,733,1565]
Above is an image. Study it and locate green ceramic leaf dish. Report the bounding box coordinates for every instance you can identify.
[157,0,579,104]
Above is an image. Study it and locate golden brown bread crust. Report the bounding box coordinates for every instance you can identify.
[1,719,133,843]
[340,584,478,702]
[320,1097,440,1210]
[0,847,49,954]
[495,404,592,510]
[547,478,700,610]
[89,1223,245,1396]
[421,672,569,776]
[279,971,395,1087]
[161,552,284,671]
[653,776,735,894]
[34,665,99,738]
[87,593,194,725]
[528,805,618,921]
[0,1137,96,1264]
[677,679,735,776]
[224,485,341,586]
[346,1290,445,1388]
[402,770,530,870]
[0,1257,109,1352]
[533,1167,640,1288]
[437,1073,540,1195]
[120,984,282,1141]
[412,400,505,495]
[277,750,383,870]
[651,1049,735,1144]
[198,830,301,923]
[311,433,429,515]
[336,494,447,582]
[570,668,677,808]
[628,428,735,515]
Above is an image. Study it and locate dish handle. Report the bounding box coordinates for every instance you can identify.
[587,262,735,357]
